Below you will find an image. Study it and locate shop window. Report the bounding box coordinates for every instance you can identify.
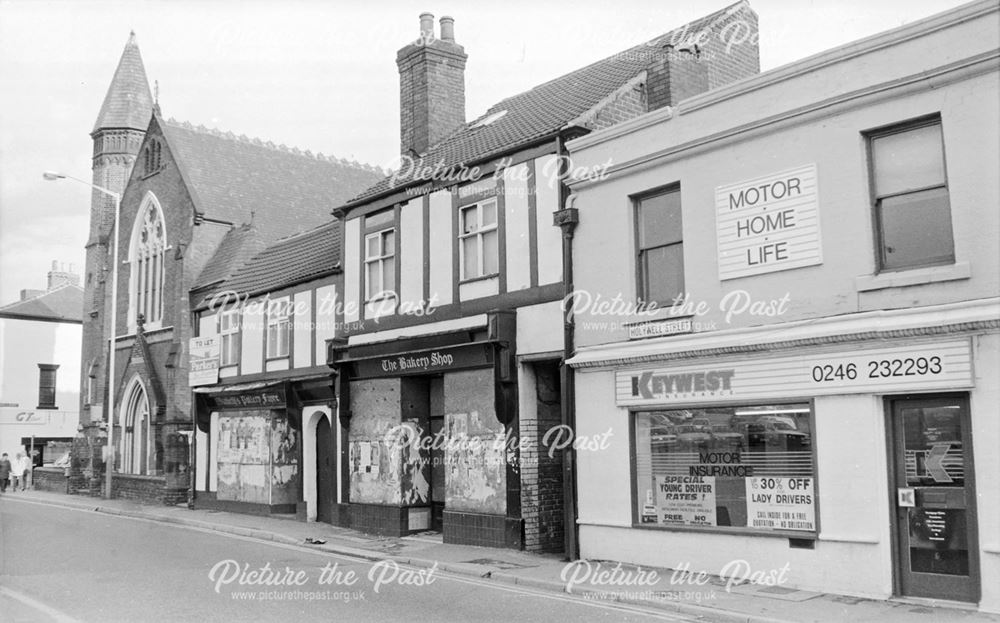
[219,309,240,366]
[364,210,396,300]
[459,200,499,280]
[635,187,683,305]
[869,116,953,272]
[633,403,816,534]
[266,299,291,359]
[37,364,59,409]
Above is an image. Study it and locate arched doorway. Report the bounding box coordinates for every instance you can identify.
[316,416,334,523]
[122,377,150,475]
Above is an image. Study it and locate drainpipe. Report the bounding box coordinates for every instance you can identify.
[554,135,580,560]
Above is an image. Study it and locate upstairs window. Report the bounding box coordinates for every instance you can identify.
[219,309,240,367]
[130,196,166,329]
[266,299,290,359]
[869,117,953,272]
[37,364,59,409]
[364,210,396,300]
[459,200,498,280]
[636,187,684,305]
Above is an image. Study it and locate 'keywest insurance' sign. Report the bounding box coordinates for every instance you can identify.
[616,339,972,406]
[716,164,822,280]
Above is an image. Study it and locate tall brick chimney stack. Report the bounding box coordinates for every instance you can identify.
[397,13,467,158]
[646,1,760,111]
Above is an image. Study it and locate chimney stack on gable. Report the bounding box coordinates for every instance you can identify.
[646,1,760,111]
[397,13,468,158]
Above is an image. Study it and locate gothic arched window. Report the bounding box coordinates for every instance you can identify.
[130,194,166,329]
[143,139,162,175]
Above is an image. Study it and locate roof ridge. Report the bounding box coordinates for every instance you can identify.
[501,1,749,103]
[0,283,84,310]
[269,220,339,245]
[163,117,385,174]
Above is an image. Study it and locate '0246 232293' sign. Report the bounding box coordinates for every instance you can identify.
[616,339,972,406]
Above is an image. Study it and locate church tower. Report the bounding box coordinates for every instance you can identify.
[81,32,152,428]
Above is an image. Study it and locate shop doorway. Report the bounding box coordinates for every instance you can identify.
[888,394,979,602]
[316,416,334,524]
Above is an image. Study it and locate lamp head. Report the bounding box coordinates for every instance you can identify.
[42,171,65,181]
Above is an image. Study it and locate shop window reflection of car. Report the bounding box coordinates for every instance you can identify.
[676,423,712,448]
[745,421,811,450]
[709,424,744,449]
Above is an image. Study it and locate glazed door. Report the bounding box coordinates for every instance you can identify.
[316,416,334,524]
[890,396,979,602]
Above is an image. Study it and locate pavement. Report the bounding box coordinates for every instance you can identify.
[4,488,999,623]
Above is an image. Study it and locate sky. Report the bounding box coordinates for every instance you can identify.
[0,0,973,304]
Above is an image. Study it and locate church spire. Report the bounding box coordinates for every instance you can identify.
[92,31,153,134]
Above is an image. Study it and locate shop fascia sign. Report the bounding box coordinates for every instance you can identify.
[208,387,286,411]
[0,408,47,425]
[616,338,973,406]
[350,342,494,379]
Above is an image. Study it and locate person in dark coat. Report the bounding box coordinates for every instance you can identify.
[0,453,11,493]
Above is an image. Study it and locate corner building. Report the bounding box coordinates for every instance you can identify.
[565,2,999,611]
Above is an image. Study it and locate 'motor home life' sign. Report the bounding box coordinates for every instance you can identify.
[715,164,822,280]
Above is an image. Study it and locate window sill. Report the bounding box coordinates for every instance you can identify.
[630,522,817,540]
[855,261,970,292]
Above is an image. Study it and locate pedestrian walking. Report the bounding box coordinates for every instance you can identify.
[0,453,11,493]
[13,452,30,491]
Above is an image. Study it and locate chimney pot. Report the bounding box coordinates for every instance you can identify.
[419,12,435,39]
[440,16,455,42]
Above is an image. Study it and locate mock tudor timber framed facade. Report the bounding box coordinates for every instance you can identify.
[328,4,763,551]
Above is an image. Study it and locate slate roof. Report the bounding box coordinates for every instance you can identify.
[192,224,268,290]
[161,117,384,242]
[0,285,84,323]
[92,32,153,133]
[194,221,340,309]
[345,1,748,207]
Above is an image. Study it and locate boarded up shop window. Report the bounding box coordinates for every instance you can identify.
[634,404,816,533]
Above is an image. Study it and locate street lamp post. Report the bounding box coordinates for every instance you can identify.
[43,171,121,499]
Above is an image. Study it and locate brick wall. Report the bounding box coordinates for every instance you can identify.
[397,41,467,156]
[589,83,648,131]
[647,3,760,111]
[81,127,145,418]
[32,467,70,493]
[111,473,185,505]
[519,361,565,553]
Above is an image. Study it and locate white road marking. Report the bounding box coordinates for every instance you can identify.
[0,586,81,623]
